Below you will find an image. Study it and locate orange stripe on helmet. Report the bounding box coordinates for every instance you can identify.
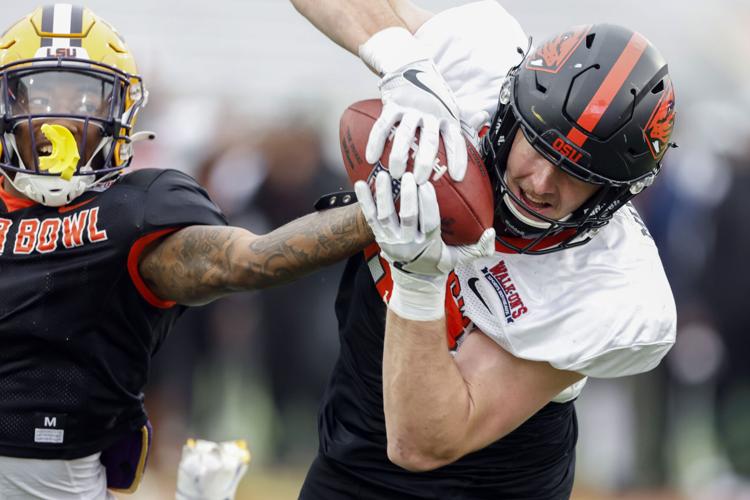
[567,32,649,147]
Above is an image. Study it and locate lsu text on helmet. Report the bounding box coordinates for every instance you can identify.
[483,23,676,254]
[0,4,151,206]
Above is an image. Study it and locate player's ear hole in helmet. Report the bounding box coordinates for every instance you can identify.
[482,23,676,254]
[0,4,154,207]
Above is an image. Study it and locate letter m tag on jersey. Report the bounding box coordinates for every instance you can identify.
[34,413,66,444]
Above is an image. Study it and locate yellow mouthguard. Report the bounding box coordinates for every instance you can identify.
[39,124,81,181]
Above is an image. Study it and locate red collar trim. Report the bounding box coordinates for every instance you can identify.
[495,228,577,254]
[0,183,37,212]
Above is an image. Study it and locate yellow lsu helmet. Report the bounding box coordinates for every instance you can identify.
[0,4,151,206]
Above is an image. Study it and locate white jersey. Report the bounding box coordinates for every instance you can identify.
[455,206,675,401]
[409,2,676,402]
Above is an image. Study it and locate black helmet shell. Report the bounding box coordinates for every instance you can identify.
[483,23,676,254]
[516,24,675,184]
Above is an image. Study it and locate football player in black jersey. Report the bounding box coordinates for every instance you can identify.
[294,1,678,499]
[0,5,372,498]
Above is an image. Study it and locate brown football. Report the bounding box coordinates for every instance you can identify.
[339,99,494,245]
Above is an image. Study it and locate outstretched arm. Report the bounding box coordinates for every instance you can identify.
[290,0,431,55]
[139,203,372,306]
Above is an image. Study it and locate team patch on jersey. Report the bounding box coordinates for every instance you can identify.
[481,260,528,323]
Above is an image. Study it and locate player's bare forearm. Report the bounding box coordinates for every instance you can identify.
[290,0,409,54]
[389,1,433,33]
[139,204,372,306]
[382,311,473,471]
[244,203,373,287]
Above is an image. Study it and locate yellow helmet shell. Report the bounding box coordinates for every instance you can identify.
[0,4,147,171]
[1,5,138,75]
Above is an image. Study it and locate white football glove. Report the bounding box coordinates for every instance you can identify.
[175,439,250,500]
[355,171,495,321]
[461,110,491,150]
[359,28,467,185]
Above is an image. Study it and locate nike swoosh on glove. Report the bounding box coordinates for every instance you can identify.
[366,59,467,186]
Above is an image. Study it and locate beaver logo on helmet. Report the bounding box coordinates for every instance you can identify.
[526,25,591,74]
[643,79,676,160]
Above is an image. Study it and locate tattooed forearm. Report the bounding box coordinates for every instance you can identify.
[245,203,373,288]
[139,204,373,305]
[139,225,248,306]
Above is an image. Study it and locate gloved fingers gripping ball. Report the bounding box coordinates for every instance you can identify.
[366,59,467,184]
[355,171,496,321]
[340,99,494,246]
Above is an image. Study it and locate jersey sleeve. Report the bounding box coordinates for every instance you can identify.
[142,169,228,231]
[504,218,676,378]
[125,169,228,309]
[539,279,676,378]
[414,0,528,123]
[460,208,677,380]
[490,268,677,379]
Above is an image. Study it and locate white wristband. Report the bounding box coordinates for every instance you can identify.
[387,267,446,322]
[358,26,431,75]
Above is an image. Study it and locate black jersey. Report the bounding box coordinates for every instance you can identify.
[0,168,227,459]
[307,252,578,500]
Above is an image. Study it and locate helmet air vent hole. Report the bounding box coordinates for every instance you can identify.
[651,80,665,94]
[535,74,547,94]
[585,33,596,49]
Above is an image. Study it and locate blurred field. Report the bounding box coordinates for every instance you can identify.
[118,466,687,500]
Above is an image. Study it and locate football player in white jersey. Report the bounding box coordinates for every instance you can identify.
[293,1,677,498]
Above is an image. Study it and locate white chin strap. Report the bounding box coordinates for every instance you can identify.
[2,128,156,207]
[10,169,96,207]
[3,133,111,207]
[503,192,553,230]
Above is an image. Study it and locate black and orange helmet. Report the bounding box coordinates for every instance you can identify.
[483,23,676,254]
